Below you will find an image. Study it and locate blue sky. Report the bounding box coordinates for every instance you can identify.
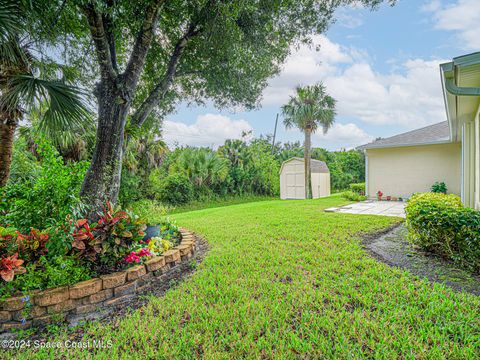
[163,0,480,150]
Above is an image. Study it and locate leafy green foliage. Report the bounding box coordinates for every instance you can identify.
[405,193,480,272]
[342,191,367,202]
[157,173,194,206]
[349,182,366,195]
[219,138,280,196]
[431,181,447,194]
[328,150,365,190]
[170,147,229,191]
[119,170,145,206]
[0,256,91,298]
[0,139,89,232]
[81,203,147,274]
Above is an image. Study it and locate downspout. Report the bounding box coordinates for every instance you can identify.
[444,75,480,96]
[444,68,480,207]
[461,126,465,203]
[364,150,369,199]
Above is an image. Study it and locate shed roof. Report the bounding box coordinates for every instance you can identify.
[359,121,451,150]
[279,157,329,174]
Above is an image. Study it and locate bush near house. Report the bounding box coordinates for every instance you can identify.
[342,191,367,202]
[405,192,480,273]
[349,182,365,195]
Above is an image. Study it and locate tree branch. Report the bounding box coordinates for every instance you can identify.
[131,24,201,128]
[82,3,116,81]
[102,0,118,72]
[122,0,165,90]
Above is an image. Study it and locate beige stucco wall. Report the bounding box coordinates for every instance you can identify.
[366,142,462,199]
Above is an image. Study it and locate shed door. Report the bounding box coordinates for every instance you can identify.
[285,163,305,199]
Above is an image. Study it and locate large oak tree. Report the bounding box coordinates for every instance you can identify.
[32,0,392,217]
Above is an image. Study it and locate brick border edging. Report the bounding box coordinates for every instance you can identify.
[0,228,197,332]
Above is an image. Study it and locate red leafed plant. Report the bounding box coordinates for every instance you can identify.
[89,202,146,272]
[0,253,25,282]
[16,228,49,263]
[69,218,101,262]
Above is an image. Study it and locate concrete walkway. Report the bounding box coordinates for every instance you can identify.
[325,200,406,218]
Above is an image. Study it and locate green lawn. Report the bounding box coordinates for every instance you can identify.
[12,195,480,359]
[129,195,276,218]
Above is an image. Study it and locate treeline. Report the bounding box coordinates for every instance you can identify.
[5,132,364,212]
[119,136,365,206]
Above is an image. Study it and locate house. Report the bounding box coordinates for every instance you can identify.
[279,157,330,199]
[360,52,480,209]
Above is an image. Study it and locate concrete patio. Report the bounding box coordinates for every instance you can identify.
[325,200,406,218]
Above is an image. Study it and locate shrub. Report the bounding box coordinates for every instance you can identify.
[119,170,145,206]
[158,173,194,205]
[405,192,480,272]
[71,202,147,273]
[146,168,167,200]
[349,182,365,195]
[431,181,447,194]
[0,140,89,232]
[342,191,367,202]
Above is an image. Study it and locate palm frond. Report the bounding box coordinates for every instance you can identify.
[0,0,21,41]
[281,82,336,134]
[1,74,89,132]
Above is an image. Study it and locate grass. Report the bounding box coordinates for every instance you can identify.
[11,195,480,359]
[129,195,275,221]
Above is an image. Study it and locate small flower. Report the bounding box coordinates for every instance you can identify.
[21,295,30,303]
[21,318,26,325]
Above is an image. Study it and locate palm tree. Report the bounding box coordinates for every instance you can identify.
[0,0,88,186]
[281,83,336,199]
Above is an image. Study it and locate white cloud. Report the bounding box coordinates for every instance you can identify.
[262,35,356,106]
[324,58,448,127]
[262,35,448,129]
[163,114,253,148]
[425,0,480,50]
[314,122,374,149]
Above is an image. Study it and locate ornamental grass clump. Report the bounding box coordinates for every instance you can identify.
[405,192,480,272]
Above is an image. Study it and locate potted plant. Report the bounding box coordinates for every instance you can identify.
[391,196,397,201]
[386,195,391,201]
[377,190,383,201]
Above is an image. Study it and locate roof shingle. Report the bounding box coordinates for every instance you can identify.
[359,122,451,150]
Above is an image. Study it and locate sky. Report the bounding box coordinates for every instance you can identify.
[163,0,480,150]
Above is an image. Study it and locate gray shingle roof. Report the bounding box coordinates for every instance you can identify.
[359,121,451,150]
[282,157,329,173]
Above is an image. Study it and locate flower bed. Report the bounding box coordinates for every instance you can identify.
[0,228,197,332]
[0,200,195,331]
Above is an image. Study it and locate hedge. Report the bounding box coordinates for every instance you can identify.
[405,192,480,273]
[349,182,365,195]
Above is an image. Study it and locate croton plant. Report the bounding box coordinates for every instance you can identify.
[70,202,148,273]
[0,226,26,282]
[0,202,180,285]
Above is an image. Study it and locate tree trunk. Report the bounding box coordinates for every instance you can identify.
[0,113,19,187]
[80,82,131,219]
[304,128,312,199]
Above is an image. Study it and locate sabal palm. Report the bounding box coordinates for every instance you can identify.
[0,0,88,186]
[281,83,336,199]
[171,148,228,188]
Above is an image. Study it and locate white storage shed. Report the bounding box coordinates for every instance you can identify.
[279,157,331,199]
